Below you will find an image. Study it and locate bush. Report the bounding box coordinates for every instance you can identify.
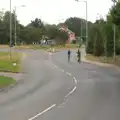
[71,40,76,44]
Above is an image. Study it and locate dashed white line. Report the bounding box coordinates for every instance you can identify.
[60,69,64,72]
[66,72,72,76]
[28,104,56,120]
[58,105,64,108]
[73,77,77,84]
[54,65,58,68]
[65,86,77,98]
[58,102,66,108]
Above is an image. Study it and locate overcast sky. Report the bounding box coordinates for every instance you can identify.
[0,0,113,25]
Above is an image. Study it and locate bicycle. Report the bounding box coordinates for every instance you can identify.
[68,55,70,62]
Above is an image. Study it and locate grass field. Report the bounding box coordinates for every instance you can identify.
[15,44,80,50]
[0,52,21,72]
[86,54,120,67]
[0,76,16,88]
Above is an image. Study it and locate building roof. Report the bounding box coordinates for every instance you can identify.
[59,27,74,34]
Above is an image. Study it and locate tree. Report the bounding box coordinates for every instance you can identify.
[28,18,44,28]
[110,2,120,26]
[45,24,58,39]
[65,17,93,38]
[65,17,82,36]
[87,24,104,56]
[56,30,68,44]
[0,11,19,44]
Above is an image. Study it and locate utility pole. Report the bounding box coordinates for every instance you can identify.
[85,1,88,51]
[75,0,88,51]
[10,0,12,60]
[14,6,17,46]
[81,19,82,43]
[113,1,116,60]
[14,5,25,46]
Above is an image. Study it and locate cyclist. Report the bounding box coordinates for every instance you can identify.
[76,49,81,63]
[68,49,71,62]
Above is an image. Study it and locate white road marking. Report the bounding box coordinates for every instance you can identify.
[28,104,56,120]
[73,77,77,84]
[60,69,64,72]
[65,86,77,98]
[58,105,64,108]
[58,102,65,108]
[54,65,58,68]
[66,72,71,76]
[51,66,55,69]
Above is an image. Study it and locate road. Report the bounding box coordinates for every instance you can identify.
[0,49,120,120]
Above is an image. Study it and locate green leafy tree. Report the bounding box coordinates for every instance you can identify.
[56,30,69,44]
[45,24,58,39]
[28,18,44,28]
[110,2,120,26]
[65,17,93,37]
[87,24,104,56]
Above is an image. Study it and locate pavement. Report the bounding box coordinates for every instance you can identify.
[0,48,120,120]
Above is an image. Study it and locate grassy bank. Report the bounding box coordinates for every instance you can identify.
[0,52,21,72]
[86,54,120,67]
[0,76,16,88]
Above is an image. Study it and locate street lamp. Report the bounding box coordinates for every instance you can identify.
[113,1,116,61]
[14,5,26,46]
[81,18,82,41]
[75,0,88,50]
[10,0,12,60]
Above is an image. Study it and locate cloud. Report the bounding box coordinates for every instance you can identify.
[0,0,113,25]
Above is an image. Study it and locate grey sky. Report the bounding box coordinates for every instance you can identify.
[0,0,113,25]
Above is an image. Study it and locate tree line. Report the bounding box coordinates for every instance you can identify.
[0,9,91,45]
[87,0,120,57]
[0,11,69,45]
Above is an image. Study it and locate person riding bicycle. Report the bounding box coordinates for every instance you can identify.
[76,49,81,63]
[68,49,71,62]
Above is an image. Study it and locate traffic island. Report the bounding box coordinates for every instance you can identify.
[0,76,16,91]
[0,52,22,73]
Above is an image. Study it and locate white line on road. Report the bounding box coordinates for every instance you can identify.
[54,65,58,68]
[58,102,65,108]
[60,69,64,72]
[73,77,77,84]
[28,104,56,120]
[65,86,77,98]
[66,72,71,76]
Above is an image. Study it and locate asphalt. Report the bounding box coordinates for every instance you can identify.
[0,48,120,120]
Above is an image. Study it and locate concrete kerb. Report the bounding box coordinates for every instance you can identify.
[82,59,120,72]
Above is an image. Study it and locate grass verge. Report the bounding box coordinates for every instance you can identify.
[0,45,9,48]
[86,54,120,67]
[0,52,21,72]
[0,76,16,88]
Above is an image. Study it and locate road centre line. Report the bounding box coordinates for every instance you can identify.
[28,104,56,120]
[65,86,77,98]
[60,69,64,72]
[73,77,77,84]
[66,72,72,76]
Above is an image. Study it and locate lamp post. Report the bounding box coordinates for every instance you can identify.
[81,19,82,42]
[113,1,116,61]
[75,0,88,50]
[10,0,12,59]
[14,5,25,46]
